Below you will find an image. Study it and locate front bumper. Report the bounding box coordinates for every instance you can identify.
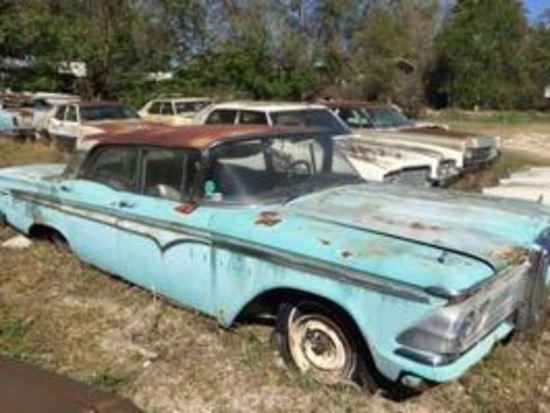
[372,321,514,385]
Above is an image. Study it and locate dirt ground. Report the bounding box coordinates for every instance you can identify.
[1,135,550,412]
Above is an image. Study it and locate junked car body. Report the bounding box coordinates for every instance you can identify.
[47,101,150,151]
[483,167,550,205]
[0,103,17,135]
[139,97,212,126]
[0,355,140,412]
[194,101,445,186]
[0,124,548,392]
[325,101,500,169]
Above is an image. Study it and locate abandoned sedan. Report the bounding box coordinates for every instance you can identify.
[0,125,549,392]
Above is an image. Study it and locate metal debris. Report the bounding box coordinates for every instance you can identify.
[1,234,32,249]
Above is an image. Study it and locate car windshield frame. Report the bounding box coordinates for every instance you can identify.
[79,104,140,122]
[270,108,351,135]
[197,131,362,206]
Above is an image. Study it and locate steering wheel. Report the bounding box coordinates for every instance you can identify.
[285,160,312,178]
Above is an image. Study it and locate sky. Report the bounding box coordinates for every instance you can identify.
[524,0,548,20]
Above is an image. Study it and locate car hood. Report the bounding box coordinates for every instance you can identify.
[401,126,499,148]
[338,138,435,175]
[286,183,549,266]
[270,183,549,293]
[212,183,550,297]
[354,128,467,152]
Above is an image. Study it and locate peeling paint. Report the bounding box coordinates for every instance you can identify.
[489,246,528,266]
[255,211,282,227]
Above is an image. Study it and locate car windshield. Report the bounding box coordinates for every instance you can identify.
[202,133,361,204]
[363,107,411,128]
[80,104,139,121]
[271,109,350,135]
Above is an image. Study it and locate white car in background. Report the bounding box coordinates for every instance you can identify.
[139,97,212,126]
[47,101,150,150]
[194,101,450,186]
[325,101,500,171]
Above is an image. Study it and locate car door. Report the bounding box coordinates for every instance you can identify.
[63,105,81,141]
[116,147,217,314]
[57,146,140,276]
[47,105,67,139]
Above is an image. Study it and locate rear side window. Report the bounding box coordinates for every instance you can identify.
[160,102,174,115]
[204,109,237,124]
[142,149,185,201]
[81,147,138,191]
[175,101,211,114]
[148,102,162,114]
[239,110,268,125]
[54,106,66,120]
[66,106,77,122]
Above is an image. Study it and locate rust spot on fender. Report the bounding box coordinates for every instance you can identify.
[175,202,198,215]
[255,211,282,227]
[489,246,528,265]
[341,250,353,259]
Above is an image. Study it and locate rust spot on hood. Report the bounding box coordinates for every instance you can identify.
[410,221,444,231]
[255,211,282,227]
[489,246,528,265]
[341,250,353,259]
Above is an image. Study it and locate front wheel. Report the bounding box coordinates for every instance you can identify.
[273,301,376,391]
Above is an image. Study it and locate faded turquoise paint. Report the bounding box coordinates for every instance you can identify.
[1,163,550,385]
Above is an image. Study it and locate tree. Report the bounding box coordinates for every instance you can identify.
[432,0,532,109]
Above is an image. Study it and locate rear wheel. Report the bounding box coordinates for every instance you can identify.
[272,300,377,392]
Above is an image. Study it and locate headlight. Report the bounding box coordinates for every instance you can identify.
[397,262,529,359]
[397,298,491,355]
[464,147,474,159]
[437,160,458,179]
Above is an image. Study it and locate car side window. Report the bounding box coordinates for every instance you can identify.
[338,108,370,128]
[239,110,268,125]
[148,102,162,114]
[80,147,138,191]
[204,109,237,124]
[142,148,202,201]
[66,105,78,122]
[142,149,185,201]
[160,102,174,115]
[54,106,66,120]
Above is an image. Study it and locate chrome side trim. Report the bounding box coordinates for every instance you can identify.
[12,189,432,304]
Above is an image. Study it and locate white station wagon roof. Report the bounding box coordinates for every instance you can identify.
[208,101,330,112]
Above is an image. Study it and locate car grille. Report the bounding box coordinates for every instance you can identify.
[386,167,431,186]
[465,147,493,164]
[466,246,549,347]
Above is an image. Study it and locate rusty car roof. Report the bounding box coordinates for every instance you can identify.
[90,124,318,150]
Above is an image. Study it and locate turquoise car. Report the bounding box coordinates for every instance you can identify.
[0,125,548,392]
